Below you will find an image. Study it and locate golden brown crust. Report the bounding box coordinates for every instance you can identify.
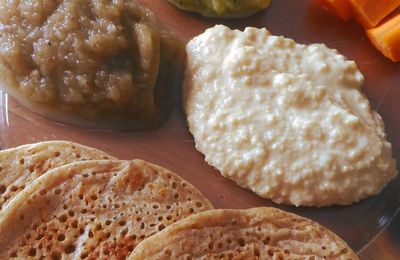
[129,207,358,260]
[0,140,115,211]
[0,159,213,259]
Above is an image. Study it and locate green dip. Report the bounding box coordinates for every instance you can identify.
[168,0,272,18]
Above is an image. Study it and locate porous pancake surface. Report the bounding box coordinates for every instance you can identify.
[130,207,358,260]
[0,141,115,210]
[0,160,213,259]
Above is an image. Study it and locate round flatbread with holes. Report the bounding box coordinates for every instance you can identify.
[129,207,358,260]
[0,159,213,259]
[0,140,115,211]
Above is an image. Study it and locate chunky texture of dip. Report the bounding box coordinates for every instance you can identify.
[184,25,398,207]
[168,0,272,18]
[0,0,183,130]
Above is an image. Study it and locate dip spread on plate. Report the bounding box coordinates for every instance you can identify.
[168,0,272,18]
[184,25,398,207]
[0,0,183,130]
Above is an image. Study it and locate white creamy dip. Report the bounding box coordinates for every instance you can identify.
[184,25,398,206]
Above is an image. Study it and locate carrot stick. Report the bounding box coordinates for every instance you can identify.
[349,0,400,28]
[367,12,400,62]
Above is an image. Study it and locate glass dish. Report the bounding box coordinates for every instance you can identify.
[0,0,399,255]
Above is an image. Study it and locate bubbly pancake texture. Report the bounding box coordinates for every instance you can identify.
[0,140,115,211]
[0,160,213,259]
[130,207,358,260]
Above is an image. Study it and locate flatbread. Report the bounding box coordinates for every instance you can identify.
[0,141,116,210]
[0,159,213,259]
[129,207,358,260]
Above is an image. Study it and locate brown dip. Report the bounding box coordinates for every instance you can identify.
[0,0,183,130]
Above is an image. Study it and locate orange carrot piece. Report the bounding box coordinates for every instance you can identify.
[367,13,400,62]
[316,0,353,20]
[349,0,400,28]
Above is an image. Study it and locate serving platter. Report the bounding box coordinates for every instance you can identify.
[0,0,399,256]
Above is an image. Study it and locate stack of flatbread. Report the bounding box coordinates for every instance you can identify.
[0,141,358,259]
[0,141,213,259]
